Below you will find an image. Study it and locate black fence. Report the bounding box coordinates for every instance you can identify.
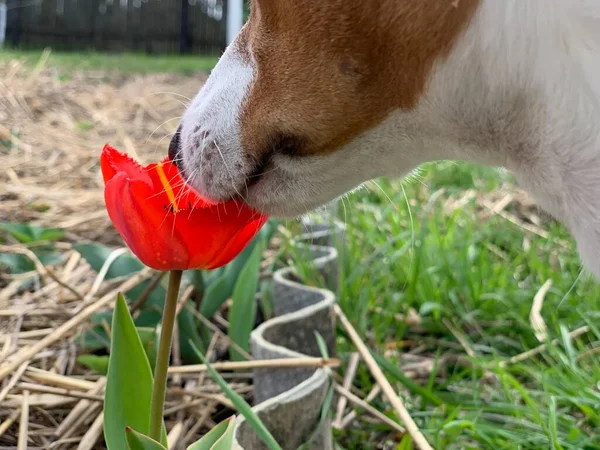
[6,0,227,54]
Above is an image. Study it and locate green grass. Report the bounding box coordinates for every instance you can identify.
[0,48,218,75]
[291,162,600,449]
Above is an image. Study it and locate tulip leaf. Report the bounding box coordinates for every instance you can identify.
[258,218,280,246]
[137,327,159,372]
[38,251,65,266]
[199,240,259,322]
[199,274,231,347]
[1,222,64,244]
[186,417,235,450]
[74,243,157,303]
[205,266,226,284]
[77,354,109,375]
[125,427,167,450]
[0,250,62,275]
[197,223,277,326]
[178,306,205,361]
[74,243,143,278]
[259,279,274,321]
[104,294,167,450]
[228,242,262,361]
[75,242,166,352]
[191,344,282,450]
[78,313,111,351]
[135,298,204,364]
[224,237,260,287]
[79,313,158,366]
[200,273,231,319]
[82,327,155,373]
[185,269,205,293]
[135,310,162,328]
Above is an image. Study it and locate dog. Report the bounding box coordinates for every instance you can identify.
[170,0,600,277]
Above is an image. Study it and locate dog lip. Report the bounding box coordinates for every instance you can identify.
[246,149,274,188]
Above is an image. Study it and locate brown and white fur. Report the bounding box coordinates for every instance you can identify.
[171,0,600,276]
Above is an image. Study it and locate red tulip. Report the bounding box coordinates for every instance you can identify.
[100,144,267,271]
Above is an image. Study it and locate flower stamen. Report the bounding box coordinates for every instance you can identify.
[156,162,180,213]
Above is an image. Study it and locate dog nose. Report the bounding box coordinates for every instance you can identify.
[168,126,182,166]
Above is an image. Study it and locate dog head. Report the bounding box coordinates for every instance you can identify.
[174,0,479,217]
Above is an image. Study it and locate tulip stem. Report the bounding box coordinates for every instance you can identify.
[149,269,183,443]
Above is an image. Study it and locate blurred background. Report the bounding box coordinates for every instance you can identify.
[1,0,244,54]
[2,1,600,449]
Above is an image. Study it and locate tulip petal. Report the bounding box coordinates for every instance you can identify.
[201,216,268,270]
[104,173,190,270]
[177,201,266,270]
[101,144,152,186]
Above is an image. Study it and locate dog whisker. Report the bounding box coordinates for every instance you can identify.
[150,91,193,103]
[213,140,249,204]
[145,116,183,145]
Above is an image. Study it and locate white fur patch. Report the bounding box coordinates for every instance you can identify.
[179,35,255,201]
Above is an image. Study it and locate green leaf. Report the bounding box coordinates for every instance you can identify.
[0,223,35,243]
[199,273,231,347]
[81,325,159,372]
[200,226,273,318]
[258,279,274,320]
[133,293,203,365]
[228,242,262,361]
[0,223,64,243]
[104,294,167,450]
[77,354,109,375]
[186,417,235,450]
[0,250,62,275]
[190,344,282,450]
[258,218,280,246]
[199,238,261,322]
[442,420,475,433]
[186,269,205,293]
[125,427,167,450]
[200,274,231,319]
[205,266,226,284]
[74,243,143,278]
[78,312,112,351]
[38,227,66,242]
[0,253,34,273]
[38,251,64,266]
[81,314,160,355]
[75,243,166,353]
[137,327,159,372]
[314,331,329,359]
[397,434,413,450]
[177,307,205,362]
[198,226,274,325]
[297,382,334,450]
[224,237,260,287]
[135,310,162,329]
[136,327,157,346]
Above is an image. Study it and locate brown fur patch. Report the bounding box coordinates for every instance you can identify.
[239,0,480,159]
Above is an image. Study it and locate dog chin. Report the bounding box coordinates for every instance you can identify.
[245,185,325,218]
[246,195,312,219]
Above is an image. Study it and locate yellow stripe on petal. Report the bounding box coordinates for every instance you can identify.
[156,162,179,213]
